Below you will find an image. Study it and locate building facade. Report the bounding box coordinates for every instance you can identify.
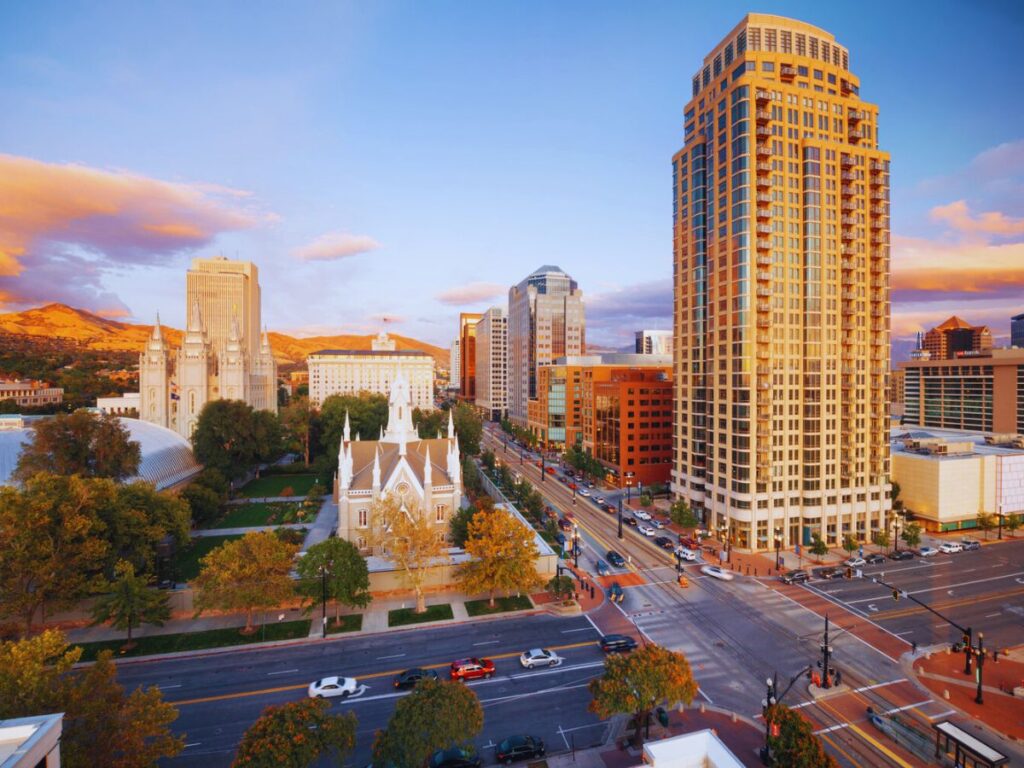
[1011,312,1024,348]
[507,265,585,427]
[458,313,482,401]
[308,335,434,411]
[635,329,674,356]
[922,316,992,360]
[899,349,1024,434]
[0,379,63,408]
[449,339,461,391]
[139,256,277,439]
[474,306,507,421]
[333,374,461,553]
[671,14,891,551]
[96,392,141,415]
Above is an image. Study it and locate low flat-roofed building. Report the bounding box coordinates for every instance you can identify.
[308,335,434,411]
[0,379,63,408]
[891,427,1024,532]
[642,728,745,768]
[96,392,141,415]
[0,713,63,768]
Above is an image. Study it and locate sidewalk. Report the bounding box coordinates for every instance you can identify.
[192,523,309,537]
[225,494,309,504]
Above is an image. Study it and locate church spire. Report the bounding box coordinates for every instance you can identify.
[151,312,163,340]
[343,411,351,443]
[447,409,455,439]
[188,300,204,333]
[423,443,432,487]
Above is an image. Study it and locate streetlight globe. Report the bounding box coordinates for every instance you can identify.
[766,677,773,686]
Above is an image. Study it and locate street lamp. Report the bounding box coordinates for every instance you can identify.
[617,496,623,539]
[318,562,332,638]
[891,511,902,553]
[717,523,727,563]
[572,484,577,505]
[761,672,778,765]
[774,528,783,570]
[572,523,580,569]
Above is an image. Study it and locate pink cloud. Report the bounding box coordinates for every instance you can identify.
[434,282,505,306]
[291,232,380,262]
[929,200,1024,238]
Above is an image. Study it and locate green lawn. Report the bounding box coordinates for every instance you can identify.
[389,603,454,627]
[205,501,306,529]
[324,614,363,635]
[75,618,312,662]
[464,595,534,617]
[239,474,317,498]
[172,535,243,581]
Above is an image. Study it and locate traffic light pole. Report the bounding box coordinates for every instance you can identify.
[617,496,623,539]
[821,614,833,689]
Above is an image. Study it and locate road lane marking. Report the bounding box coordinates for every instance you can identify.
[815,697,914,768]
[183,743,201,748]
[928,709,956,720]
[267,669,298,676]
[790,677,909,710]
[157,684,181,689]
[376,653,406,660]
[561,627,594,633]
[884,700,933,715]
[170,640,600,706]
[473,640,500,646]
[985,612,1002,618]
[844,570,1024,605]
[878,586,1024,620]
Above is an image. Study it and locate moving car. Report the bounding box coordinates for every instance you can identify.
[961,539,981,551]
[918,546,939,557]
[654,536,675,550]
[701,565,734,581]
[392,668,438,690]
[638,524,656,537]
[679,537,701,550]
[603,503,616,514]
[579,488,591,497]
[939,542,963,554]
[308,676,358,699]
[427,748,482,768]
[865,553,887,564]
[675,547,697,561]
[495,735,545,764]
[651,519,665,529]
[450,658,495,681]
[595,559,610,576]
[595,496,606,505]
[607,582,624,602]
[519,648,558,669]
[889,550,915,560]
[844,557,866,568]
[634,510,652,521]
[624,516,639,527]
[606,550,626,567]
[780,569,809,584]
[812,567,842,580]
[600,634,638,653]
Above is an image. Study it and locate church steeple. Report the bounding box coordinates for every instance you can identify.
[343,411,351,443]
[380,372,416,455]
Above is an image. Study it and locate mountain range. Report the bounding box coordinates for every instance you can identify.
[0,304,450,369]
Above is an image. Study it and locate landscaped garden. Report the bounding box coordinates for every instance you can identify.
[464,595,533,617]
[388,603,454,627]
[172,534,243,581]
[238,473,318,498]
[203,501,316,529]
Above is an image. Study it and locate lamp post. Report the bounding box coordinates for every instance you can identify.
[572,523,580,569]
[572,483,577,505]
[892,512,902,553]
[718,523,727,562]
[617,496,624,539]
[774,528,782,570]
[319,563,330,638]
[541,454,545,482]
[975,632,986,704]
[761,672,778,765]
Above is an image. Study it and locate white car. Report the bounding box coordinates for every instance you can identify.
[843,557,866,568]
[939,542,963,554]
[308,676,358,699]
[634,510,652,521]
[918,546,939,557]
[519,648,559,669]
[639,524,656,537]
[675,547,697,561]
[701,565,735,581]
[595,497,606,505]
[579,488,591,497]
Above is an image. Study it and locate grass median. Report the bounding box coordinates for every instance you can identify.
[75,618,312,662]
[388,604,454,627]
[464,595,534,617]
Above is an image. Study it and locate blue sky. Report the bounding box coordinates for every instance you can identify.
[1,0,1022,348]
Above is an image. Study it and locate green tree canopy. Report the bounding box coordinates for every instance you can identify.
[901,521,922,548]
[192,400,265,480]
[14,410,141,482]
[319,392,389,458]
[841,534,858,555]
[976,511,996,539]
[589,645,698,748]
[181,482,222,527]
[413,407,445,439]
[669,499,698,529]
[279,395,318,465]
[233,699,356,768]
[452,402,482,456]
[295,538,372,626]
[810,533,829,559]
[871,529,890,549]
[449,505,477,548]
[91,560,172,645]
[372,678,483,768]
[765,703,837,767]
[457,509,543,606]
[102,480,191,576]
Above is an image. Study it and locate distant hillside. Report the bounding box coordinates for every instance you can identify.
[0,303,449,368]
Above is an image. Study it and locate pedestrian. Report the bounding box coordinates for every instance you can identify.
[911,641,918,655]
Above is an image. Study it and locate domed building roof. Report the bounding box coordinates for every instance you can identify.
[0,415,201,490]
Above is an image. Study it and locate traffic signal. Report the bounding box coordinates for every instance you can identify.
[771,723,780,738]
[962,633,971,647]
[844,567,853,579]
[892,588,899,601]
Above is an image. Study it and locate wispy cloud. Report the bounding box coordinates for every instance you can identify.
[929,200,1024,239]
[434,281,505,306]
[585,278,672,345]
[291,232,380,262]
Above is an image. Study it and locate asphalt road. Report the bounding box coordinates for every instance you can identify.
[118,613,609,767]
[799,540,1024,650]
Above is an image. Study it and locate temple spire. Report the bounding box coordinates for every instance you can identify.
[343,411,351,442]
[447,409,455,439]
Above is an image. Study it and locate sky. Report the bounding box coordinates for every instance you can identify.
[1,0,1022,351]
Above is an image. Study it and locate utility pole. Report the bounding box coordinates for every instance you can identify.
[820,614,833,689]
[617,496,623,539]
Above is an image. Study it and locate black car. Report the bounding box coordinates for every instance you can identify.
[606,550,626,567]
[780,569,809,584]
[654,536,675,550]
[600,634,638,653]
[864,553,887,564]
[495,735,545,764]
[624,516,639,527]
[392,667,438,690]
[427,748,482,768]
[889,550,915,560]
[812,567,842,580]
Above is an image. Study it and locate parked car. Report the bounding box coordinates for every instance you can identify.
[654,536,675,550]
[544,507,558,520]
[844,557,866,568]
[624,516,639,527]
[595,559,610,576]
[780,569,809,584]
[600,634,638,653]
[554,532,566,548]
[579,488,591,497]
[939,542,963,554]
[428,748,482,768]
[650,519,665,529]
[586,481,595,488]
[812,567,841,580]
[634,510,652,521]
[519,649,558,669]
[603,503,616,514]
[889,550,915,560]
[450,658,495,681]
[392,668,438,690]
[701,565,734,581]
[675,547,697,561]
[595,496,606,505]
[679,537,701,550]
[865,553,887,564]
[918,546,939,557]
[961,539,981,551]
[606,550,626,567]
[495,735,545,764]
[558,518,573,532]
[308,676,358,699]
[638,524,656,537]
[607,582,624,602]
[558,475,568,484]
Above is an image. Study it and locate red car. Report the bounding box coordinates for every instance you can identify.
[679,537,701,551]
[450,658,495,681]
[568,482,577,490]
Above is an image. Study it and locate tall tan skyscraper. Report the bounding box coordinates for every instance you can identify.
[186,256,263,360]
[671,14,891,552]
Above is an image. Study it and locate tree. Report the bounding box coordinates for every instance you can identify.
[669,499,698,529]
[195,467,231,498]
[192,531,299,633]
[890,481,902,512]
[372,678,483,768]
[279,396,316,465]
[102,481,191,576]
[842,534,858,557]
[449,505,477,548]
[413,407,445,440]
[252,409,284,463]
[91,560,171,647]
[765,703,837,767]
[369,496,448,613]
[182,482,222,527]
[14,409,141,482]
[589,645,698,748]
[901,521,922,549]
[639,493,653,508]
[192,400,263,480]
[233,699,356,768]
[462,455,482,495]
[0,630,183,768]
[295,538,371,627]
[810,533,829,562]
[547,574,575,600]
[977,511,996,540]
[451,402,482,456]
[0,474,109,632]
[457,509,544,606]
[319,393,388,459]
[1006,513,1022,537]
[480,449,496,470]
[871,529,890,551]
